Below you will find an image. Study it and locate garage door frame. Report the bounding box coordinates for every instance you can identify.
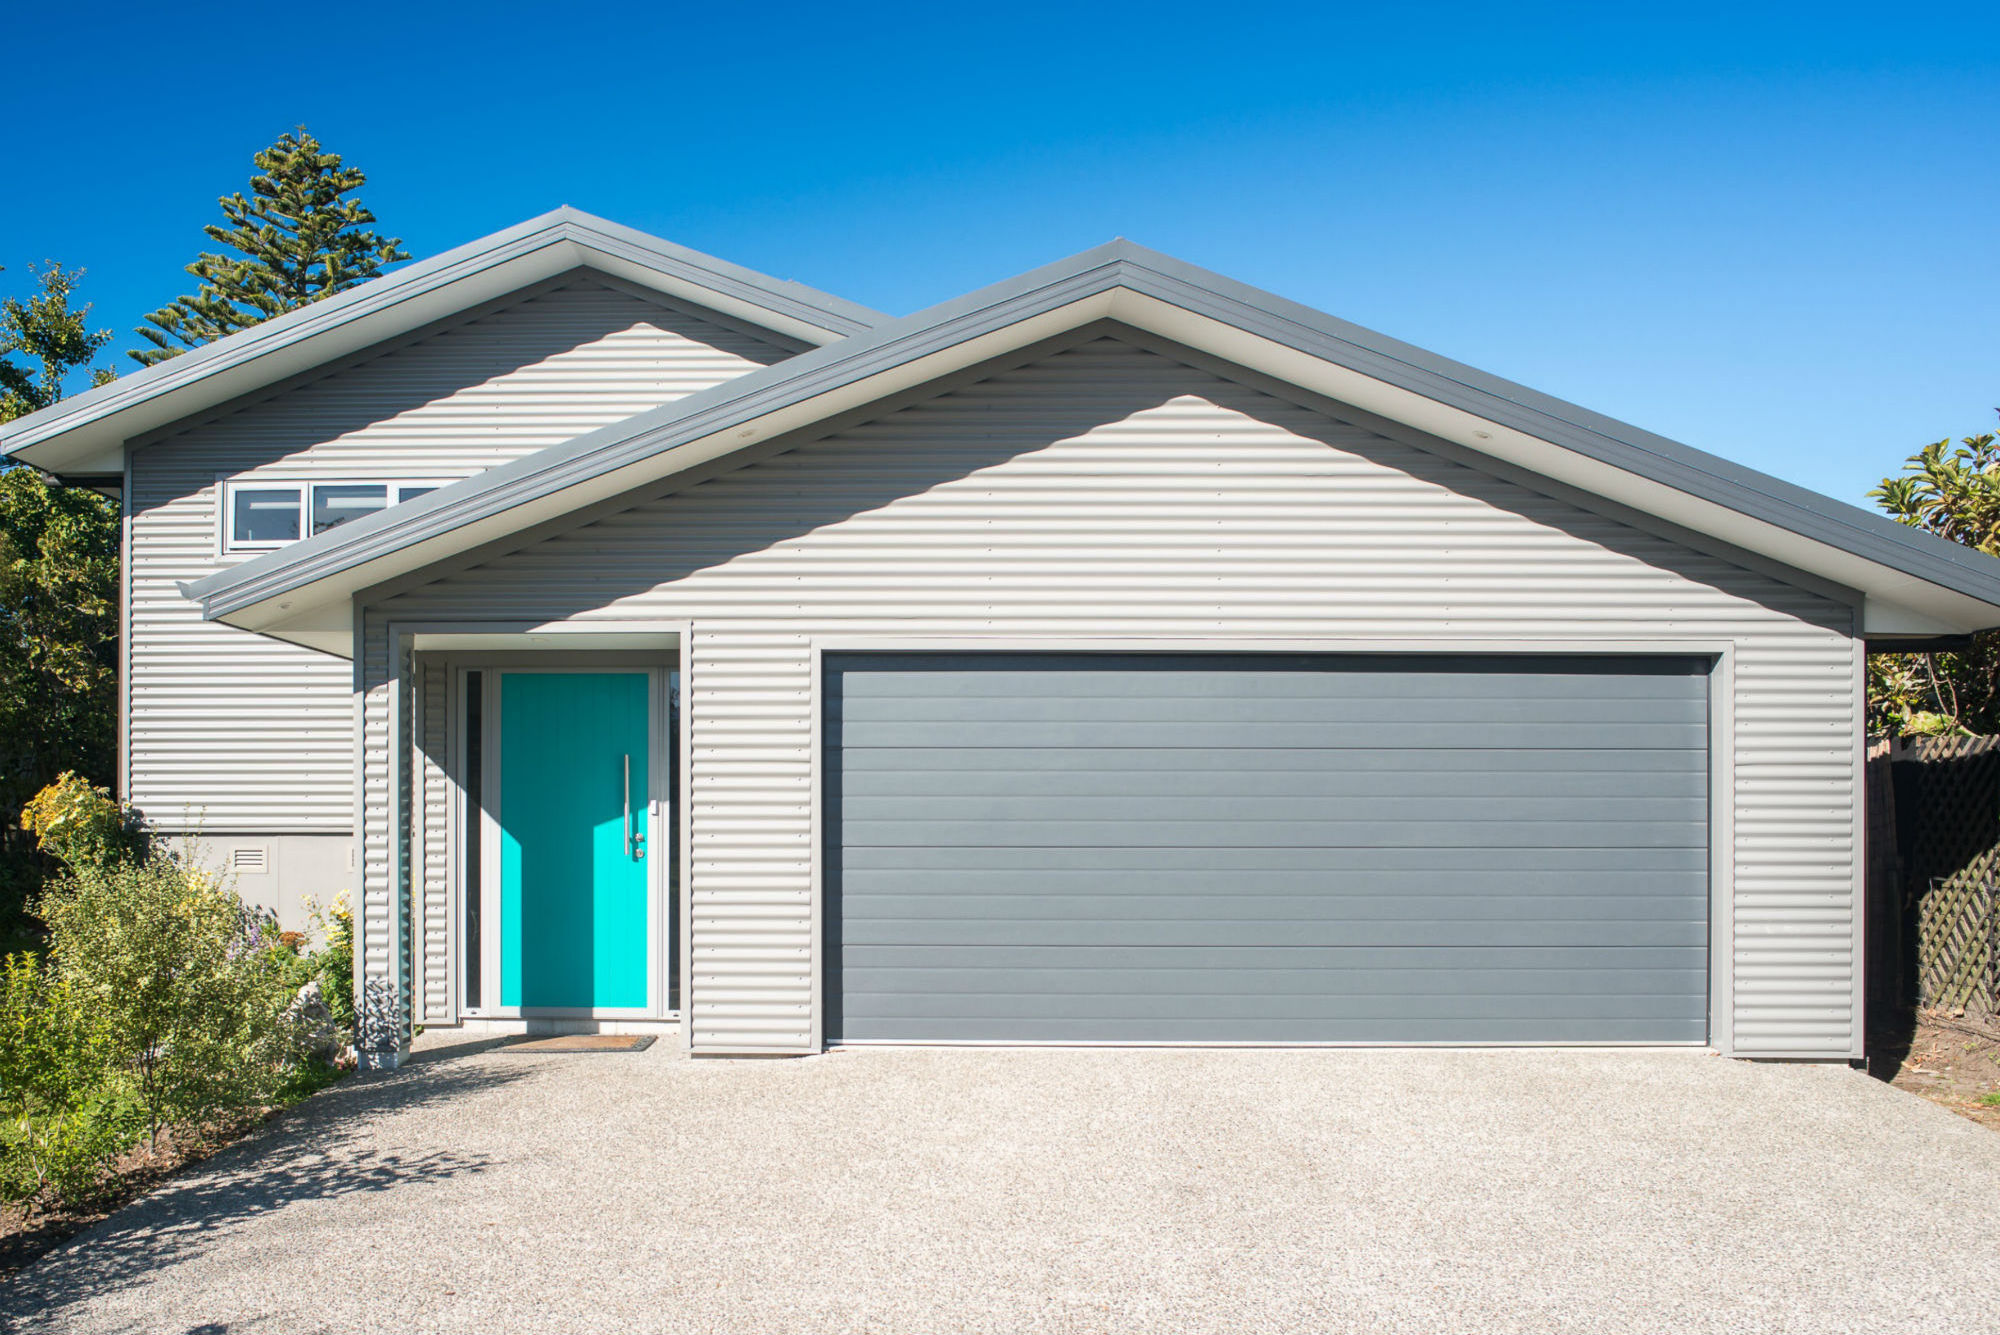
[809,637,1733,1053]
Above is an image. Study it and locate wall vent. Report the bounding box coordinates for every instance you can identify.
[231,846,269,874]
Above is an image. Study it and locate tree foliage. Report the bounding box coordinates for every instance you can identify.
[1868,417,2000,735]
[0,262,122,941]
[0,472,119,842]
[133,129,408,366]
[0,263,114,422]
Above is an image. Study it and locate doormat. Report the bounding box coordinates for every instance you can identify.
[502,1034,657,1053]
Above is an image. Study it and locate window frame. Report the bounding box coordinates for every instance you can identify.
[218,476,454,556]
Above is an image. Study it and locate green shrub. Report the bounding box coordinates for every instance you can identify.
[309,895,355,1037]
[0,953,135,1205]
[37,854,302,1148]
[20,772,145,872]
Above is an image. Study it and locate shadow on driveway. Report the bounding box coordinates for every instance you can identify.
[2,1055,529,1330]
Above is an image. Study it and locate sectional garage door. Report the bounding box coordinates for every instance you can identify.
[825,653,1710,1044]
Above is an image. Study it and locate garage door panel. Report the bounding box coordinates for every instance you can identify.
[839,892,1707,924]
[841,844,1711,873]
[842,868,1707,896]
[831,654,1705,697]
[847,1016,1709,1043]
[840,818,1706,849]
[841,918,1706,949]
[833,693,1708,728]
[847,991,1704,1023]
[836,720,1705,750]
[827,652,1710,1044]
[837,794,1707,825]
[841,761,1703,799]
[843,944,1709,972]
[838,746,1707,775]
[846,965,1708,999]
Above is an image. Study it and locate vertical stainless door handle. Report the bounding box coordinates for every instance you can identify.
[624,753,645,860]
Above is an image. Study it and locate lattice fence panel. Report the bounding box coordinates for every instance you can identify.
[1889,735,2000,1016]
[1918,876,1996,1013]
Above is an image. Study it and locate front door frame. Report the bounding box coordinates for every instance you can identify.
[475,662,671,1020]
[430,645,681,1024]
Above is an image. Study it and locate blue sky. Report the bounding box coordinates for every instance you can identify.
[3,1,1994,507]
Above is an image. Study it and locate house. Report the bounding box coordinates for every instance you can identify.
[7,209,1998,1067]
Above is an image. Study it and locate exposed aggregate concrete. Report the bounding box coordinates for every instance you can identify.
[6,1041,1999,1333]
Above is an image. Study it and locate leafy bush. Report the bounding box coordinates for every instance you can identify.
[308,895,355,1037]
[20,772,145,872]
[0,954,136,1205]
[37,854,303,1149]
[0,846,354,1210]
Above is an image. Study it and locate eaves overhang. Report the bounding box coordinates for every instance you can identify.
[0,207,887,476]
[182,239,2000,657]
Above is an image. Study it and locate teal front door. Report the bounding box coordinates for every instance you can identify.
[497,672,652,1009]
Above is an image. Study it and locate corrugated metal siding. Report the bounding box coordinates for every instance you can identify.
[367,334,1862,1057]
[396,638,415,1043]
[356,611,399,1053]
[127,277,798,831]
[416,659,452,1024]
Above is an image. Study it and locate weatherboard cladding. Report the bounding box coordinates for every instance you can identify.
[417,659,452,1024]
[126,277,797,830]
[366,335,1862,1057]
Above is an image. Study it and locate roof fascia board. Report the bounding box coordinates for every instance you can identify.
[2,209,886,473]
[189,240,2000,639]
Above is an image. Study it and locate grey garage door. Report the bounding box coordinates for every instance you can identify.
[826,653,1709,1044]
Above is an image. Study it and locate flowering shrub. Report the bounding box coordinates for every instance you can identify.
[20,772,146,871]
[0,850,354,1209]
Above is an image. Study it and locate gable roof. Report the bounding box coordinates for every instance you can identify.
[181,236,2000,654]
[0,208,886,477]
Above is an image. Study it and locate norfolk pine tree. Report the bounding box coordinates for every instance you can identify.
[132,130,409,366]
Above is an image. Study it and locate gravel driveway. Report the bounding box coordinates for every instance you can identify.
[6,1040,2000,1333]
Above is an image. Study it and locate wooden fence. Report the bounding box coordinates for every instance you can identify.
[1871,735,2000,1019]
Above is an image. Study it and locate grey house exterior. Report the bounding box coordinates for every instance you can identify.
[9,209,2000,1066]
